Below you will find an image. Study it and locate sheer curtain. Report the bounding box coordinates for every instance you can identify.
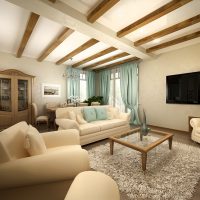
[99,70,111,104]
[66,67,81,98]
[120,62,140,125]
[86,71,96,98]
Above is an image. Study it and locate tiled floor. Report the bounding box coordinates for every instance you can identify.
[39,125,200,200]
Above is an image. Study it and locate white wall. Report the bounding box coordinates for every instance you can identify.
[0,52,66,115]
[139,43,200,132]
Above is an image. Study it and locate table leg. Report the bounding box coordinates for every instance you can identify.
[168,136,173,150]
[110,140,114,155]
[141,152,147,171]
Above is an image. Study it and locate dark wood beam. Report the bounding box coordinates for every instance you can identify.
[17,12,40,58]
[83,52,129,70]
[134,14,200,46]
[38,27,74,62]
[146,31,200,53]
[56,39,99,65]
[48,0,56,3]
[87,0,120,23]
[95,57,139,71]
[72,47,117,68]
[117,0,193,38]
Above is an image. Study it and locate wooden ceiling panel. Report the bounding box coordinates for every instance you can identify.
[87,0,120,23]
[56,38,99,65]
[72,47,117,68]
[83,52,129,70]
[117,0,193,38]
[17,12,39,58]
[146,30,200,53]
[134,14,200,46]
[37,27,74,61]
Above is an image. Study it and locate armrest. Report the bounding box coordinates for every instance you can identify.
[56,118,80,130]
[119,112,131,122]
[190,118,200,128]
[0,149,89,189]
[42,129,80,148]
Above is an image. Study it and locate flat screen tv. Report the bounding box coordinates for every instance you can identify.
[166,71,200,104]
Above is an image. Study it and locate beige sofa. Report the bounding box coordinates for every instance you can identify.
[56,105,130,145]
[0,121,90,200]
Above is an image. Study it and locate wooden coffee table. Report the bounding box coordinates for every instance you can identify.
[109,128,173,171]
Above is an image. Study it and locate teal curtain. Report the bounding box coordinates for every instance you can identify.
[67,67,81,98]
[120,62,140,125]
[86,71,96,98]
[99,70,111,104]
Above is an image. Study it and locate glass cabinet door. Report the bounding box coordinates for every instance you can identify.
[18,80,28,111]
[0,78,12,112]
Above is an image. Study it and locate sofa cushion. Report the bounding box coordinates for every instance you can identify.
[79,124,100,136]
[24,125,47,156]
[77,114,87,124]
[56,119,80,130]
[83,108,96,122]
[68,111,76,121]
[0,121,29,163]
[91,119,127,131]
[95,107,107,120]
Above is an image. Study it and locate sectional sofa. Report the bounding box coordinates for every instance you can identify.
[56,105,131,145]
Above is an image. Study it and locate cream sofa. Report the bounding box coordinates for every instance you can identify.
[56,105,130,145]
[190,118,200,143]
[0,121,90,200]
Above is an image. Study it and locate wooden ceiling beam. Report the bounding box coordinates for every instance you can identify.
[56,39,99,65]
[48,0,56,3]
[83,52,129,70]
[87,0,120,23]
[37,27,74,62]
[146,31,200,53]
[95,57,139,71]
[72,47,117,68]
[117,0,193,38]
[17,12,39,58]
[134,14,200,46]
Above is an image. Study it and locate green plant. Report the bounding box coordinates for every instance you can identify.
[83,96,103,106]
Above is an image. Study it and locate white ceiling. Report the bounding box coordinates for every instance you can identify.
[0,0,200,69]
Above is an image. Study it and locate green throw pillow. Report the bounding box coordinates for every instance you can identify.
[95,107,107,120]
[83,108,96,122]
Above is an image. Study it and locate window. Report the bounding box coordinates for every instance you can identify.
[109,68,125,112]
[80,71,87,102]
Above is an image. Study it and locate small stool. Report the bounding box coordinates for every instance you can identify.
[64,171,120,200]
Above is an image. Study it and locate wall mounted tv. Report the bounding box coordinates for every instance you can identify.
[166,71,200,104]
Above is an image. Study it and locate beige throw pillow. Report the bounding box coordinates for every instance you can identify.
[108,107,119,119]
[24,125,46,156]
[77,114,87,124]
[107,111,114,120]
[56,119,80,130]
[68,111,76,121]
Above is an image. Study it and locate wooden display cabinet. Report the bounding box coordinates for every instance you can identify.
[0,69,34,129]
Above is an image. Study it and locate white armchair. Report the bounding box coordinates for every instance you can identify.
[190,118,200,143]
[0,121,90,200]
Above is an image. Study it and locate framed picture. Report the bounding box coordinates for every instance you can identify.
[42,83,61,97]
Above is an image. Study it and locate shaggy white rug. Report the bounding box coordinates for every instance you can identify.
[88,136,200,200]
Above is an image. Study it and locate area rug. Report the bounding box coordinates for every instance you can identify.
[88,136,200,200]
